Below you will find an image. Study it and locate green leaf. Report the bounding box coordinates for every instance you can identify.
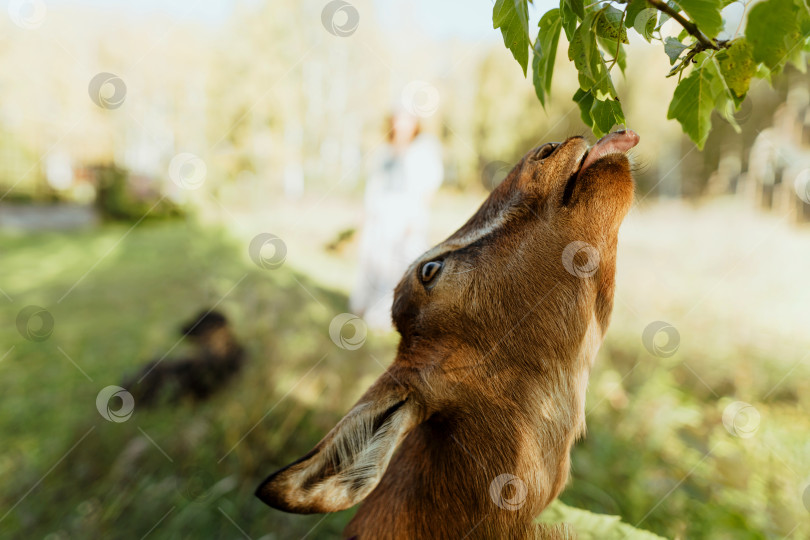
[569,12,618,99]
[560,0,585,43]
[532,9,562,106]
[800,1,810,37]
[595,6,629,44]
[598,36,627,72]
[673,0,724,38]
[755,63,772,83]
[560,1,578,40]
[746,0,800,72]
[564,0,585,20]
[591,97,625,136]
[632,7,658,41]
[667,58,717,148]
[625,0,649,30]
[707,57,742,132]
[656,0,681,29]
[716,38,755,97]
[664,37,690,65]
[573,88,596,128]
[569,12,598,84]
[538,500,667,540]
[493,0,530,75]
[625,0,657,41]
[798,0,810,68]
[560,0,585,40]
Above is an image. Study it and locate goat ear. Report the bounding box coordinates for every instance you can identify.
[255,386,418,514]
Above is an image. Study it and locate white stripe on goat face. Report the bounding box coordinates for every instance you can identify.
[414,208,512,269]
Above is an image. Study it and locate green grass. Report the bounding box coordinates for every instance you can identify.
[1,213,807,538]
[564,200,810,539]
[0,221,385,538]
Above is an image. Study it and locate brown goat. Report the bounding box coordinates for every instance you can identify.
[256,131,639,538]
[123,310,245,406]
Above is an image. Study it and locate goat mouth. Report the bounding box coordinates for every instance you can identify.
[577,129,639,177]
[560,130,638,206]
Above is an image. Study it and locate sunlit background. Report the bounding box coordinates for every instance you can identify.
[1,0,809,538]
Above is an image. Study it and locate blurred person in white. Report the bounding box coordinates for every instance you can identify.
[350,110,443,330]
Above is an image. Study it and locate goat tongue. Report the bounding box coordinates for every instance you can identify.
[579,129,639,174]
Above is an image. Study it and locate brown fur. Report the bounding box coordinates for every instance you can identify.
[256,136,635,539]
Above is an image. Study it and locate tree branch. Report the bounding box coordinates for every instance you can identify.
[645,0,719,49]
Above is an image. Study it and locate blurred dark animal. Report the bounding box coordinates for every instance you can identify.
[256,131,640,539]
[123,310,245,406]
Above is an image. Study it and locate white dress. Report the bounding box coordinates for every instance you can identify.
[350,134,443,330]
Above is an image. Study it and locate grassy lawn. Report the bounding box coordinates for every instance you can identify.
[0,221,386,538]
[0,198,808,538]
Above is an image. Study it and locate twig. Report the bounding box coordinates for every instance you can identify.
[665,37,730,77]
[645,0,722,50]
[666,46,701,77]
[643,0,732,78]
[607,6,628,72]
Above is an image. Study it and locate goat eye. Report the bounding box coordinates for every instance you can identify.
[420,261,442,283]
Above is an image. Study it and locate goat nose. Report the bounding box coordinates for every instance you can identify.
[532,142,559,160]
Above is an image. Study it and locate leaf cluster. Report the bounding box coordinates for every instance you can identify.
[493,0,810,147]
